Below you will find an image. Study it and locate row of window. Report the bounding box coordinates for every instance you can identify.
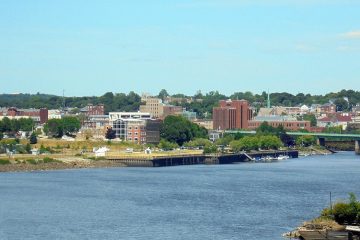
[128,132,146,136]
[128,127,145,130]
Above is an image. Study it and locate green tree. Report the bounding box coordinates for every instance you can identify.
[259,135,283,150]
[256,121,277,135]
[0,117,12,133]
[158,89,169,101]
[160,115,208,146]
[44,119,63,137]
[29,132,37,144]
[18,118,35,131]
[62,116,81,136]
[203,144,218,154]
[184,138,212,148]
[296,135,316,147]
[0,132,3,140]
[301,114,317,127]
[25,143,31,153]
[334,98,349,112]
[105,128,116,140]
[323,126,342,134]
[230,136,260,152]
[158,139,178,150]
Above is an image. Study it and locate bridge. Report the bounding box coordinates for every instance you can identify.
[224,130,360,154]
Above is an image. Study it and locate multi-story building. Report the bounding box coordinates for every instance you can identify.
[4,107,48,124]
[213,99,252,130]
[163,105,182,118]
[80,104,105,116]
[193,120,213,130]
[139,97,164,118]
[248,116,311,131]
[83,115,109,129]
[109,112,160,144]
[320,103,336,114]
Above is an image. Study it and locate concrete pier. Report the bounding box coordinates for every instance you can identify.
[356,140,360,155]
[107,150,298,167]
[317,137,326,147]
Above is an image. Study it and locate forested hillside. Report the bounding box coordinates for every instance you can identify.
[1,89,360,117]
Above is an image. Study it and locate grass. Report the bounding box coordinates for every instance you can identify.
[26,157,60,164]
[26,159,38,164]
[0,159,10,165]
[88,156,106,161]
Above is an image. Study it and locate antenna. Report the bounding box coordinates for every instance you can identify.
[62,89,65,111]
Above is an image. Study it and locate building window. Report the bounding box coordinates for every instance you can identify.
[128,132,132,135]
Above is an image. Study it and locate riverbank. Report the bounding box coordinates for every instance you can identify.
[0,158,125,172]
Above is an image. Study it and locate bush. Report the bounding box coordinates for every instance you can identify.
[43,157,58,163]
[26,159,38,165]
[331,193,360,225]
[0,159,10,165]
[203,144,218,154]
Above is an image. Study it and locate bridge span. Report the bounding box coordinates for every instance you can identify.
[225,130,360,155]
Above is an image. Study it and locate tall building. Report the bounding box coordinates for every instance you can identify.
[109,112,161,144]
[139,96,164,118]
[213,99,252,130]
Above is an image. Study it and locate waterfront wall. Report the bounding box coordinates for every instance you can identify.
[108,150,298,167]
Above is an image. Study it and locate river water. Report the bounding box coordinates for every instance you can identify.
[0,152,359,240]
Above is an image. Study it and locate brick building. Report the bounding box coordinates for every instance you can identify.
[213,99,252,130]
[248,116,311,131]
[5,107,48,124]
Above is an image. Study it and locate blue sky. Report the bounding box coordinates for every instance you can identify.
[0,0,359,97]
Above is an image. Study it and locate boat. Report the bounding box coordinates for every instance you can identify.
[277,155,289,160]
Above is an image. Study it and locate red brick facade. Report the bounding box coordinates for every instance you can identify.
[248,120,311,131]
[213,100,252,130]
[87,104,104,116]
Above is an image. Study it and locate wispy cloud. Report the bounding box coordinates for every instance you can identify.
[337,45,360,52]
[295,43,317,53]
[341,30,360,39]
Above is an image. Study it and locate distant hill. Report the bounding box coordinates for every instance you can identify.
[1,89,359,117]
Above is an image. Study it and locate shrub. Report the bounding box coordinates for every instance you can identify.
[0,159,10,165]
[332,193,360,225]
[43,157,57,163]
[203,144,218,154]
[26,159,38,165]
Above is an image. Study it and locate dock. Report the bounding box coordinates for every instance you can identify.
[106,150,298,167]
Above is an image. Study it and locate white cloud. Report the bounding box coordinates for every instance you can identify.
[337,45,360,52]
[341,31,360,39]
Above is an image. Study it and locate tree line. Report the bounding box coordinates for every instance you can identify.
[1,89,359,118]
[0,117,35,139]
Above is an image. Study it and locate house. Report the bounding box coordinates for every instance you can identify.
[317,113,352,130]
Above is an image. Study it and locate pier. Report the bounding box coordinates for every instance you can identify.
[107,150,298,167]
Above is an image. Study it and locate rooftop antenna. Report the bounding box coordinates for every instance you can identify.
[62,89,65,112]
[267,90,271,108]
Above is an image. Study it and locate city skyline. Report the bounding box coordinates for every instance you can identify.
[1,0,359,96]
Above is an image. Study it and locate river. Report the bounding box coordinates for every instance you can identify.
[0,152,359,240]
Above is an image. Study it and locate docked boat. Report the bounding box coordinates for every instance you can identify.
[277,155,289,160]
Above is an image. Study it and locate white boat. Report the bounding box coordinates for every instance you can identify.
[277,155,289,160]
